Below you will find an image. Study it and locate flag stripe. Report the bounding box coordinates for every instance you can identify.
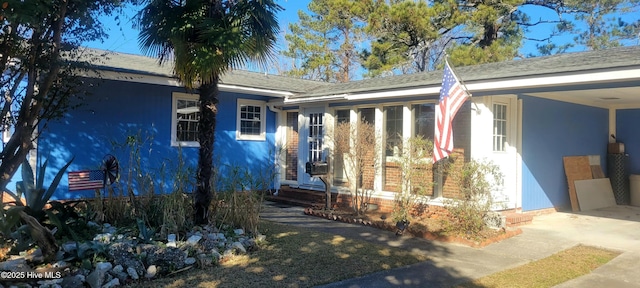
[433,61,471,163]
[68,170,104,191]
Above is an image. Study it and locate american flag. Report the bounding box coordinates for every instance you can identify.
[68,170,104,191]
[434,60,470,163]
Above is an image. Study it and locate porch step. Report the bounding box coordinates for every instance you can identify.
[265,185,338,208]
[264,195,318,208]
[503,213,534,227]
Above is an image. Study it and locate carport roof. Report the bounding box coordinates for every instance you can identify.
[292,45,640,99]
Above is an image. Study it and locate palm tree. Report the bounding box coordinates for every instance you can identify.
[137,0,281,224]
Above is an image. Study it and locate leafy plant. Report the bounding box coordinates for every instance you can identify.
[443,159,504,237]
[0,205,25,238]
[45,201,99,243]
[136,218,156,244]
[14,157,74,212]
[391,136,433,223]
[212,164,268,235]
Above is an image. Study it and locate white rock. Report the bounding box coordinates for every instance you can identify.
[255,234,266,242]
[62,242,78,253]
[112,264,124,273]
[0,258,27,270]
[187,235,202,245]
[233,229,244,236]
[102,277,120,288]
[167,234,177,247]
[95,262,113,271]
[216,233,226,241]
[145,265,158,279]
[53,260,69,268]
[36,278,64,286]
[184,257,196,265]
[126,267,139,280]
[210,249,221,260]
[231,242,247,254]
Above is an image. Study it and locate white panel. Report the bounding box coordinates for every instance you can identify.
[574,178,616,211]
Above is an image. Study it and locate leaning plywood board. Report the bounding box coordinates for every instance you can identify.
[574,178,616,211]
[588,155,605,178]
[563,156,593,212]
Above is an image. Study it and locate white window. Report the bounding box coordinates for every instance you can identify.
[384,105,403,157]
[171,92,200,147]
[493,103,507,152]
[236,99,266,141]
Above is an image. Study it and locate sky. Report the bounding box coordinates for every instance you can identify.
[84,1,639,71]
[85,0,309,56]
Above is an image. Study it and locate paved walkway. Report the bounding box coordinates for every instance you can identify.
[260,202,640,288]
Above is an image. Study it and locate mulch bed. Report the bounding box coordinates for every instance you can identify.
[304,207,522,248]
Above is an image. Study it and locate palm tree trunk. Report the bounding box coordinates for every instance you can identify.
[194,79,219,225]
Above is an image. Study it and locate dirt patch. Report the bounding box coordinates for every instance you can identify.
[304,207,522,248]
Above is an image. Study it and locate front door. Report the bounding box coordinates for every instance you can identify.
[491,97,518,209]
[301,108,325,187]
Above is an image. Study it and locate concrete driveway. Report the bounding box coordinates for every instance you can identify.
[261,202,640,287]
[528,205,640,288]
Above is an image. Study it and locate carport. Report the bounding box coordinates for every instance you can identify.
[494,47,640,211]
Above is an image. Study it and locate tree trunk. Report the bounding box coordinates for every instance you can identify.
[194,80,219,225]
[19,211,58,262]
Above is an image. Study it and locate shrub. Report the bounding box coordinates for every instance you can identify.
[391,136,433,223]
[443,159,504,237]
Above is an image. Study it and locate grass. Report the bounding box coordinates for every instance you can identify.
[129,220,429,288]
[457,244,621,288]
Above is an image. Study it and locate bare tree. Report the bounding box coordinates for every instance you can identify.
[333,119,379,216]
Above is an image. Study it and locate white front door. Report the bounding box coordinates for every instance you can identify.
[491,97,518,209]
[301,107,325,187]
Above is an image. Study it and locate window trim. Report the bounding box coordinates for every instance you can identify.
[493,103,508,152]
[171,92,200,148]
[236,99,267,141]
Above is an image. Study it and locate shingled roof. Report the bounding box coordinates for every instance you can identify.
[79,48,331,93]
[81,45,640,98]
[293,45,640,99]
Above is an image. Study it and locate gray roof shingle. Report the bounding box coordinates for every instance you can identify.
[294,45,640,98]
[79,48,331,93]
[80,45,640,98]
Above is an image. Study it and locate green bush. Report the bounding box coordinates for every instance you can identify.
[443,159,504,237]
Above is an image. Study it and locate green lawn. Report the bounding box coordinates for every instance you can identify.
[457,245,620,288]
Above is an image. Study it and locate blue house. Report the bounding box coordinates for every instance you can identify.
[32,46,640,212]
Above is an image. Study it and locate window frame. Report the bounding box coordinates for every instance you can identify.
[236,99,267,141]
[384,105,404,160]
[171,92,200,148]
[493,103,508,152]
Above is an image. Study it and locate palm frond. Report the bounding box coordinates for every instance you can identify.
[137,0,282,87]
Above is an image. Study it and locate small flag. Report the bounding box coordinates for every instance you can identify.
[68,170,104,191]
[434,60,471,163]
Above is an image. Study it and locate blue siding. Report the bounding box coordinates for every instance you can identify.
[616,109,640,174]
[520,95,608,211]
[38,79,276,200]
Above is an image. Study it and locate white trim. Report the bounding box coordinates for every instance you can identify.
[374,106,384,192]
[289,68,640,104]
[284,94,348,104]
[346,87,441,101]
[236,99,267,141]
[516,98,523,210]
[171,92,200,148]
[468,68,640,93]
